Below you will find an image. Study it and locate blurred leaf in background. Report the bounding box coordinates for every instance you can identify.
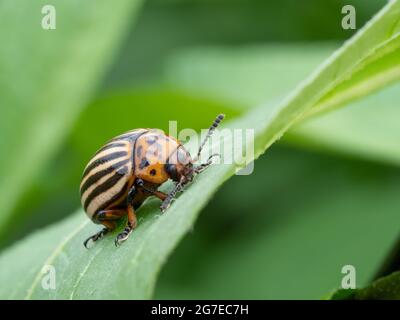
[0,0,143,240]
[105,0,387,87]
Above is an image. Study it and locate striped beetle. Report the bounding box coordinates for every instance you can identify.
[81,114,224,247]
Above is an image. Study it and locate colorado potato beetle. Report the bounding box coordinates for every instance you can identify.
[81,114,225,247]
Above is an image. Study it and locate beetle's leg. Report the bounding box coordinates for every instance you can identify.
[115,186,138,246]
[145,189,167,201]
[115,205,137,247]
[135,178,167,201]
[83,210,126,248]
[83,220,117,249]
[160,181,184,213]
[97,209,126,221]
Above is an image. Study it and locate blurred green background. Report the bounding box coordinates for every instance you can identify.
[2,0,400,299]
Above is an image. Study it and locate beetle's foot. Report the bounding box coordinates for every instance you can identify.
[83,228,108,248]
[160,202,170,213]
[115,226,133,247]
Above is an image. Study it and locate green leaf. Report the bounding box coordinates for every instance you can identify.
[328,271,400,300]
[154,147,400,299]
[0,0,143,235]
[0,0,398,299]
[327,289,357,300]
[165,44,334,107]
[354,271,400,299]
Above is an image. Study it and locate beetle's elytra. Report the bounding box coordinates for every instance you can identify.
[80,114,225,247]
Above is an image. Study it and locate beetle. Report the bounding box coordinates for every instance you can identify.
[81,114,225,247]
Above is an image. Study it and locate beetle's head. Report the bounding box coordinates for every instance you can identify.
[165,146,194,184]
[160,114,225,212]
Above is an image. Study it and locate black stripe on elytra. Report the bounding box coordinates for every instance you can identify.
[146,136,158,145]
[80,158,129,195]
[111,131,138,142]
[111,133,134,142]
[112,129,149,142]
[94,142,126,156]
[82,151,128,180]
[84,167,128,210]
[98,181,129,212]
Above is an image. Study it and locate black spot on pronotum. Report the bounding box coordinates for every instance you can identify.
[146,137,157,145]
[139,158,150,169]
[150,169,156,176]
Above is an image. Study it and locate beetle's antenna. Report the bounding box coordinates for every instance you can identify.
[160,181,184,213]
[193,114,225,162]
